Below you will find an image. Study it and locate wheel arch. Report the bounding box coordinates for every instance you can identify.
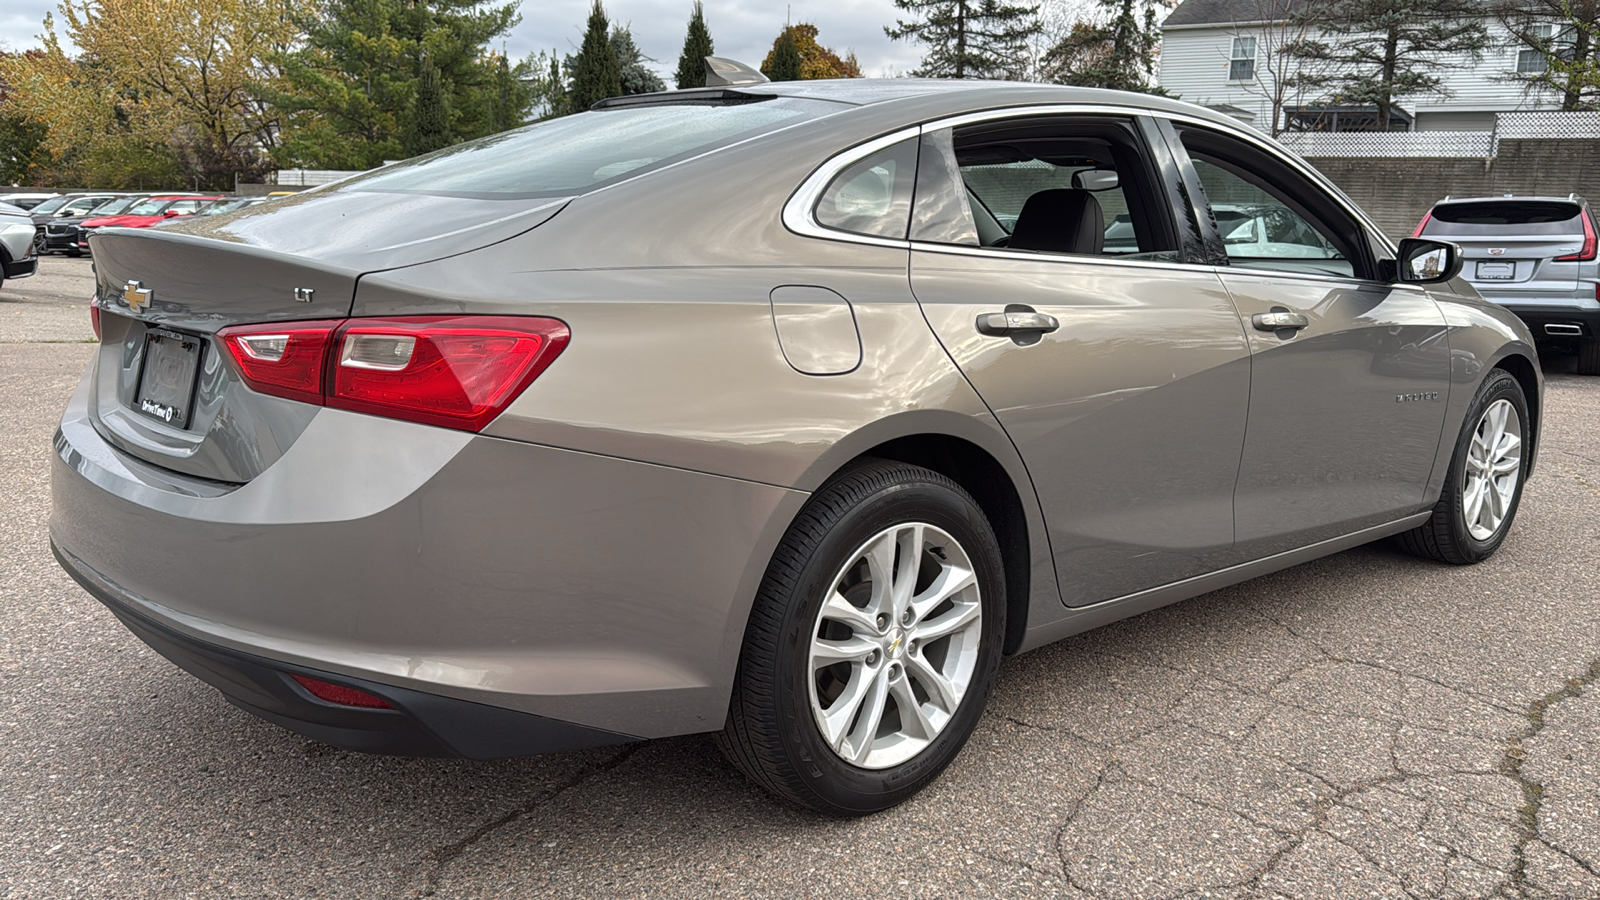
[1489,350,1541,476]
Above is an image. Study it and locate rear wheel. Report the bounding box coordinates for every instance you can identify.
[717,459,1005,815]
[1577,338,1600,376]
[1397,369,1529,564]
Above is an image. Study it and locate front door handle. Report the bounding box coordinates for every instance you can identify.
[976,310,1060,336]
[1252,311,1310,332]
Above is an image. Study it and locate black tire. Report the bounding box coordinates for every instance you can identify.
[1577,338,1600,376]
[1397,369,1530,564]
[66,248,82,258]
[716,459,1006,816]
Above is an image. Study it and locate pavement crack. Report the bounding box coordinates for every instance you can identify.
[410,743,640,897]
[1501,655,1600,893]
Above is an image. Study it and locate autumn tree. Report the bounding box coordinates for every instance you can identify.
[761,24,864,80]
[1495,0,1600,111]
[886,0,1041,79]
[675,1,715,89]
[568,1,622,110]
[0,0,298,189]
[0,51,51,185]
[1287,0,1493,129]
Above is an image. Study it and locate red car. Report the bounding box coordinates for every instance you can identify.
[77,195,220,252]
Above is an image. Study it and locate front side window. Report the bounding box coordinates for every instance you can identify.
[814,139,917,239]
[1230,37,1257,81]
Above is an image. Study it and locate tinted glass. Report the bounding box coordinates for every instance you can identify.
[332,98,836,199]
[815,139,917,239]
[1424,201,1584,236]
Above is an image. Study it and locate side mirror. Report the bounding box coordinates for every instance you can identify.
[1071,168,1119,192]
[1395,237,1462,284]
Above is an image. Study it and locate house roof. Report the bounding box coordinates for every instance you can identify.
[1164,0,1312,27]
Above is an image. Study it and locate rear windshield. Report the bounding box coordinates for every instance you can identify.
[1424,200,1586,236]
[125,198,176,216]
[329,97,841,200]
[91,197,139,216]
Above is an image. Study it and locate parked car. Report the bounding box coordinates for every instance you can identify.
[1415,195,1599,374]
[31,193,131,254]
[75,195,221,253]
[0,191,61,210]
[0,201,40,288]
[187,196,266,217]
[53,76,1543,815]
[38,195,153,256]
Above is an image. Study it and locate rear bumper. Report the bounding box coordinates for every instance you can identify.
[54,540,636,758]
[2,254,37,279]
[1493,304,1600,340]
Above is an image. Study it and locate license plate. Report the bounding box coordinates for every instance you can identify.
[1476,261,1516,280]
[135,329,202,429]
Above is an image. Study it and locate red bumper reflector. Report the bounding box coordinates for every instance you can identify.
[291,675,393,709]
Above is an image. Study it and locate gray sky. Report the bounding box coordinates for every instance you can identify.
[1,1,930,80]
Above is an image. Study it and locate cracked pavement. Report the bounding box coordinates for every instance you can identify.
[3,259,1598,898]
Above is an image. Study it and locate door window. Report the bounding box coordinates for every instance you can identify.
[1178,127,1369,279]
[813,139,917,240]
[910,116,1179,261]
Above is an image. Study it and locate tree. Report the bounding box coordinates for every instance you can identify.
[612,26,666,95]
[1287,0,1493,129]
[0,51,51,185]
[1042,0,1168,93]
[527,50,568,119]
[1495,0,1600,111]
[270,0,529,169]
[1221,0,1332,135]
[0,0,298,189]
[568,1,622,110]
[761,24,864,80]
[675,1,715,89]
[885,0,1041,79]
[765,29,804,81]
[409,55,452,154]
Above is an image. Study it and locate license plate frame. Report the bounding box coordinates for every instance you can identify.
[134,328,203,429]
[1475,261,1516,281]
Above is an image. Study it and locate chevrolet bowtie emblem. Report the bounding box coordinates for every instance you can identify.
[123,280,152,311]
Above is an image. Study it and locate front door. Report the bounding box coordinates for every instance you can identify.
[906,114,1252,607]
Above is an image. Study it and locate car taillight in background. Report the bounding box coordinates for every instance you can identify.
[1411,211,1433,238]
[217,316,570,432]
[1555,211,1597,262]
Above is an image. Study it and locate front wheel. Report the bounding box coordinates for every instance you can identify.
[717,459,1005,815]
[1397,369,1529,564]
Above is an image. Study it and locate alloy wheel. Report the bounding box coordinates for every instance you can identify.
[1462,398,1522,541]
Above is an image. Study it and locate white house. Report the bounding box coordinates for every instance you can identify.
[1158,0,1567,134]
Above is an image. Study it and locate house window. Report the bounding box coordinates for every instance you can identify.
[1518,24,1551,74]
[1229,37,1257,81]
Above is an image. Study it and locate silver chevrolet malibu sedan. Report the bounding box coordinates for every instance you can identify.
[52,76,1542,815]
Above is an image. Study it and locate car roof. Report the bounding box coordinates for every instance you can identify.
[1435,194,1588,207]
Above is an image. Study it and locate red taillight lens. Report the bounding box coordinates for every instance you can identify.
[1556,211,1597,262]
[218,320,342,405]
[328,317,569,431]
[1411,211,1433,238]
[291,675,392,709]
[216,315,568,432]
[89,296,101,341]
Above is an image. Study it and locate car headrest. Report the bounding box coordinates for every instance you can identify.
[1008,189,1105,255]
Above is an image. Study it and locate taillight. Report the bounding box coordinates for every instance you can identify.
[216,316,568,432]
[218,320,342,405]
[1556,211,1597,262]
[291,675,392,709]
[1411,211,1433,238]
[89,296,101,341]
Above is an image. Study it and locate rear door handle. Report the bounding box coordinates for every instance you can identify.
[1252,311,1309,332]
[976,310,1060,336]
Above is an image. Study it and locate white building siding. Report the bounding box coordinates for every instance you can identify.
[1159,20,1563,132]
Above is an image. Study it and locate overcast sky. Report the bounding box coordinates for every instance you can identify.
[1,1,933,79]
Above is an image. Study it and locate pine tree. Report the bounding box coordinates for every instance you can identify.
[568,1,623,110]
[885,0,1041,79]
[1288,0,1493,129]
[1043,0,1167,94]
[612,27,666,95]
[764,29,804,81]
[409,55,452,154]
[674,1,715,89]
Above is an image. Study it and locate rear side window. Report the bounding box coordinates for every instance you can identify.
[1424,201,1585,235]
[329,97,838,200]
[814,139,917,239]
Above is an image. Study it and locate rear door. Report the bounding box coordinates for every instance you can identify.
[1168,121,1452,557]
[1420,199,1592,298]
[907,112,1252,607]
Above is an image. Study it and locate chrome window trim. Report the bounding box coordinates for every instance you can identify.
[908,241,1202,275]
[780,101,1399,266]
[782,126,921,249]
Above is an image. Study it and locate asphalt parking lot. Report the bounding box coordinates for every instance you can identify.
[3,256,1598,898]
